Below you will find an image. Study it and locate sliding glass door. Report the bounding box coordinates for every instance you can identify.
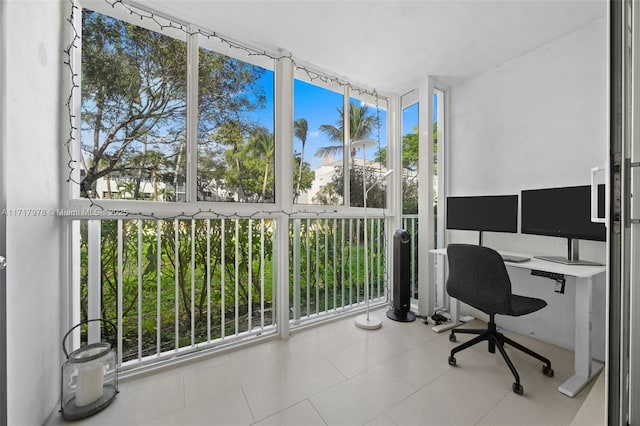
[0,1,6,423]
[610,0,639,423]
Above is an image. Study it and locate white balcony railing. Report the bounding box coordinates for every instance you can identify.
[70,214,392,371]
[289,217,388,325]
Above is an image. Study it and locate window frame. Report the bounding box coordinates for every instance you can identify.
[72,1,279,217]
[70,0,392,220]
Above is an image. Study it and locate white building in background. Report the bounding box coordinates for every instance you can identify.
[297,154,390,205]
[94,173,168,200]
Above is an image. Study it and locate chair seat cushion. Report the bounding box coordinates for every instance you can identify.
[507,295,547,316]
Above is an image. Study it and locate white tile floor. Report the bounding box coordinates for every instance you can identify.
[49,307,599,426]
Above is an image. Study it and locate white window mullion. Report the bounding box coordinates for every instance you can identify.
[417,77,436,317]
[274,56,293,338]
[186,28,199,203]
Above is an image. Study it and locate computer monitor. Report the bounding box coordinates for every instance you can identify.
[446,195,518,245]
[521,185,605,265]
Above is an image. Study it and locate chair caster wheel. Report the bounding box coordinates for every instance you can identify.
[512,383,524,395]
[542,365,554,377]
[449,333,457,342]
[448,356,456,366]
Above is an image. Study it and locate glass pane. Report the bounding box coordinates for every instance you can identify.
[401,103,419,214]
[197,48,274,202]
[81,9,187,202]
[433,91,442,246]
[293,79,344,205]
[349,96,388,208]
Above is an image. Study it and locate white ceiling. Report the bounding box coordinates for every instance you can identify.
[136,0,606,94]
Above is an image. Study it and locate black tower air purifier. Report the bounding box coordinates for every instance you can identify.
[387,229,416,322]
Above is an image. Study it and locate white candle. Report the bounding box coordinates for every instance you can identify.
[75,363,104,407]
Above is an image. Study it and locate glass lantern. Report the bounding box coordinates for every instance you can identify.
[61,319,118,420]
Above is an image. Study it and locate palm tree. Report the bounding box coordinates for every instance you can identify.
[294,118,308,201]
[250,129,275,202]
[158,187,174,201]
[315,101,380,160]
[239,126,275,202]
[117,181,136,200]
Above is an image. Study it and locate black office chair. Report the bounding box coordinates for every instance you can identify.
[446,244,554,395]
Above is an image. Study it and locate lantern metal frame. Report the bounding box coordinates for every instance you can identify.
[60,319,119,420]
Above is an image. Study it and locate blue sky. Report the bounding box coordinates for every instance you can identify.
[250,71,391,171]
[246,71,435,171]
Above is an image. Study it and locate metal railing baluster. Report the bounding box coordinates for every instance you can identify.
[156,220,162,355]
[138,220,143,361]
[174,219,179,352]
[248,218,252,333]
[117,220,123,365]
[221,219,226,339]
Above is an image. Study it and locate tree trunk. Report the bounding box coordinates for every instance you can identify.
[295,141,305,202]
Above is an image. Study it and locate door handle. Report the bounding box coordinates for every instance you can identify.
[591,166,606,223]
[0,256,5,270]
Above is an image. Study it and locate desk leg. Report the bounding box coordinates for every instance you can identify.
[558,275,604,397]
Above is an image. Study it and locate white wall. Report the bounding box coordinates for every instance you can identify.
[5,1,65,424]
[447,17,607,359]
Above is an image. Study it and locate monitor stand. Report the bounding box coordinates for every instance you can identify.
[534,238,604,266]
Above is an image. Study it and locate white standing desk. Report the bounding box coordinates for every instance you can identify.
[429,248,605,398]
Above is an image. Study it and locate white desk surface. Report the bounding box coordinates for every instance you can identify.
[429,248,605,278]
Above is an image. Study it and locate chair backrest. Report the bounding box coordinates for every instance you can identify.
[446,244,513,315]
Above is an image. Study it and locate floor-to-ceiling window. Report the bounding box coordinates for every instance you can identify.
[400,87,445,308]
[401,94,419,300]
[611,0,639,423]
[69,0,394,369]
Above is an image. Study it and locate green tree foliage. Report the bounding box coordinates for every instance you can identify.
[82,219,276,360]
[374,124,438,214]
[328,165,388,209]
[312,182,340,205]
[375,123,437,171]
[81,10,267,199]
